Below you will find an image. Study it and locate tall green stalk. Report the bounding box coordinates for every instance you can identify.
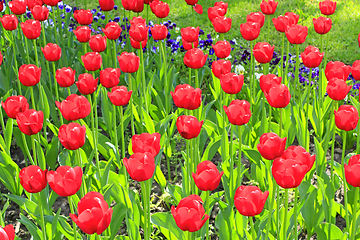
[237,125,242,187]
[284,41,290,88]
[52,6,58,44]
[11,31,21,95]
[205,190,210,240]
[305,69,312,151]
[113,104,119,156]
[120,106,125,159]
[76,149,85,197]
[283,188,289,240]
[250,40,254,113]
[250,217,256,240]
[68,196,78,240]
[295,44,300,106]
[42,23,53,94]
[21,16,30,64]
[53,62,64,125]
[128,73,135,135]
[38,192,47,240]
[141,180,150,240]
[280,34,285,77]
[351,187,359,240]
[341,130,349,231]
[268,107,272,132]
[294,188,298,240]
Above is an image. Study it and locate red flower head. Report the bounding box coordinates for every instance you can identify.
[300,46,324,69]
[234,185,269,216]
[285,24,308,44]
[0,52,2,66]
[41,43,61,62]
[220,72,244,95]
[326,78,351,101]
[16,109,43,135]
[352,60,360,81]
[272,157,308,189]
[76,73,98,95]
[0,225,15,240]
[73,26,91,43]
[144,0,153,4]
[212,16,232,33]
[123,152,155,181]
[171,195,209,232]
[214,1,228,10]
[192,161,223,191]
[102,22,121,40]
[211,59,231,78]
[58,122,86,150]
[132,0,144,13]
[171,84,202,110]
[265,84,291,108]
[272,15,290,33]
[31,5,49,21]
[181,27,199,43]
[260,0,278,15]
[319,0,336,16]
[129,17,148,42]
[132,132,161,156]
[74,9,93,25]
[89,34,107,52]
[358,32,360,48]
[0,15,18,31]
[56,67,75,87]
[150,0,169,18]
[334,105,359,131]
[130,36,147,49]
[18,64,41,87]
[151,24,168,40]
[246,12,265,28]
[184,48,208,69]
[19,165,47,193]
[122,0,134,10]
[43,0,59,6]
[207,5,226,22]
[176,115,203,139]
[223,100,251,126]
[47,166,83,196]
[0,1,3,12]
[100,68,120,88]
[285,12,299,25]
[253,42,275,64]
[9,0,26,15]
[194,4,202,14]
[185,0,197,5]
[107,86,132,106]
[55,94,91,121]
[99,0,115,11]
[70,192,113,235]
[257,132,287,160]
[21,20,41,39]
[313,16,332,35]
[344,155,360,187]
[281,146,316,172]
[81,52,102,71]
[259,74,282,94]
[182,39,199,50]
[212,40,231,59]
[118,52,140,73]
[1,95,29,119]
[325,61,351,81]
[28,0,44,10]
[240,21,261,41]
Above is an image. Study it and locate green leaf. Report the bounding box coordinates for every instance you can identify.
[18,214,41,240]
[5,194,38,214]
[151,212,185,240]
[0,152,22,195]
[110,203,126,240]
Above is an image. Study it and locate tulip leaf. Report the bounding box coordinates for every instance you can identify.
[18,214,41,240]
[201,135,221,162]
[128,218,141,240]
[314,223,344,240]
[0,152,22,195]
[215,205,234,240]
[151,212,185,240]
[166,183,183,204]
[4,118,13,154]
[110,203,126,240]
[142,108,155,134]
[5,194,38,215]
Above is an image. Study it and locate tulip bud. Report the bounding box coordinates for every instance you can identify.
[211,60,231,78]
[300,46,324,68]
[123,152,156,181]
[207,5,226,22]
[150,0,169,18]
[265,84,291,108]
[73,26,91,43]
[181,27,199,43]
[171,84,202,110]
[9,0,26,15]
[176,115,203,139]
[313,17,332,35]
[89,34,107,52]
[21,20,41,40]
[352,60,360,81]
[117,52,140,73]
[73,9,93,25]
[0,224,15,240]
[107,86,132,106]
[319,0,336,16]
[99,0,115,11]
[192,161,223,191]
[100,68,120,88]
[345,155,360,187]
[19,165,47,193]
[325,61,351,81]
[272,157,308,188]
[151,24,168,40]
[334,105,359,131]
[260,0,278,15]
[132,133,161,156]
[41,43,62,62]
[326,78,351,101]
[246,12,265,28]
[102,22,122,40]
[257,132,287,160]
[240,21,261,41]
[223,100,251,126]
[253,42,275,64]
[76,73,98,95]
[0,15,18,31]
[1,95,29,119]
[81,52,103,71]
[220,72,244,95]
[212,40,231,59]
[58,123,86,150]
[285,24,308,44]
[281,146,316,172]
[183,48,208,69]
[234,185,269,216]
[47,166,83,196]
[259,74,282,94]
[212,16,232,33]
[55,94,91,121]
[31,5,49,21]
[18,64,41,87]
[56,67,76,87]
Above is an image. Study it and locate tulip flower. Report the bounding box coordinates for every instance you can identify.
[345,155,360,187]
[194,4,203,14]
[285,24,308,44]
[21,20,41,40]
[234,185,269,216]
[259,74,282,94]
[19,165,47,193]
[107,86,132,106]
[260,0,278,15]
[326,78,351,101]
[73,9,93,25]
[0,225,15,240]
[358,33,360,48]
[130,37,148,49]
[70,192,113,235]
[212,40,231,59]
[0,52,2,66]
[285,12,299,25]
[100,68,120,88]
[76,73,98,95]
[47,166,83,197]
[211,59,231,78]
[132,0,144,13]
[43,0,59,6]
[18,64,41,87]
[89,34,107,52]
[253,42,275,64]
[171,195,209,232]
[220,72,244,95]
[319,0,336,16]
[73,26,91,43]
[207,5,226,22]
[9,0,26,15]
[131,16,147,24]
[27,0,44,10]
[41,43,61,62]
[0,1,3,12]
[181,27,199,43]
[151,24,168,40]
[246,12,265,28]
[272,15,290,32]
[325,61,351,81]
[272,157,308,188]
[182,39,199,50]
[58,123,86,150]
[334,105,359,131]
[281,146,316,172]
[184,48,208,69]
[265,84,291,108]
[129,19,148,42]
[212,16,232,33]
[123,152,155,181]
[55,94,91,121]
[0,15,18,31]
[31,5,49,21]
[192,161,223,191]
[257,132,287,160]
[144,0,153,4]
[132,132,161,156]
[313,17,332,35]
[99,0,115,11]
[122,0,135,10]
[240,21,261,41]
[352,60,360,81]
[81,52,102,71]
[1,95,29,119]
[118,52,140,73]
[176,115,203,139]
[185,0,197,5]
[102,22,122,40]
[214,1,228,10]
[223,100,251,126]
[150,0,169,18]
[170,84,202,110]
[56,67,76,87]
[16,109,44,135]
[300,46,324,68]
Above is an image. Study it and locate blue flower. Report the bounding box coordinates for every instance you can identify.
[114,17,120,22]
[65,5,72,13]
[91,9,97,14]
[114,5,118,10]
[209,48,214,55]
[101,15,106,20]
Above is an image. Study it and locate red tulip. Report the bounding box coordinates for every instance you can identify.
[214,1,228,10]
[73,9,93,25]
[211,59,231,78]
[122,0,135,10]
[240,21,261,41]
[27,0,44,9]
[313,17,332,35]
[81,52,102,71]
[272,15,290,33]
[0,15,18,31]
[352,60,360,81]
[55,94,91,121]
[193,4,203,14]
[300,46,324,68]
[253,42,275,64]
[9,0,26,15]
[285,12,299,25]
[123,152,155,181]
[246,12,265,28]
[344,155,360,187]
[47,166,83,196]
[170,84,202,110]
[107,86,132,106]
[144,0,153,4]
[285,24,308,44]
[181,27,199,43]
[1,95,29,119]
[76,73,98,95]
[260,0,278,15]
[0,51,2,66]
[31,5,49,21]
[73,26,91,43]
[257,132,287,160]
[132,132,161,156]
[223,100,251,126]
[100,68,120,88]
[334,105,359,131]
[0,1,3,12]
[129,19,148,42]
[89,34,107,52]
[319,0,336,16]
[130,15,146,24]
[259,74,282,94]
[56,67,76,87]
[265,84,291,108]
[150,0,169,18]
[21,20,41,40]
[99,0,114,11]
[41,43,61,61]
[151,24,168,40]
[358,32,360,48]
[171,195,209,232]
[184,48,208,69]
[0,225,15,240]
[43,0,59,6]
[272,157,308,188]
[212,16,232,33]
[132,0,144,13]
[118,52,140,73]
[130,36,148,49]
[102,22,122,40]
[19,165,47,193]
[182,39,199,50]
[234,185,269,216]
[176,115,203,139]
[192,161,223,191]
[220,72,244,95]
[212,40,231,59]
[326,78,351,101]
[207,5,226,22]
[185,0,197,5]
[58,123,86,150]
[16,109,43,135]
[18,64,41,87]
[281,146,316,172]
[70,192,113,235]
[325,61,351,81]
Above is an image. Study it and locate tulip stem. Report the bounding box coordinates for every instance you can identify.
[22,133,35,166]
[0,110,10,155]
[120,106,125,159]
[92,86,102,192]
[67,87,71,97]
[341,130,349,231]
[229,124,234,200]
[186,138,191,196]
[52,6,58,44]
[21,16,30,64]
[42,23,53,96]
[128,73,135,135]
[295,44,300,107]
[140,41,148,112]
[237,125,242,187]
[141,181,150,240]
[139,42,146,132]
[37,192,47,240]
[113,104,119,155]
[250,40,254,113]
[113,40,117,68]
[76,149,85,197]
[160,40,169,114]
[279,108,282,138]
[265,178,277,240]
[283,188,289,240]
[250,217,256,240]
[53,61,64,126]
[10,31,21,95]
[294,188,298,240]
[68,196,78,240]
[357,92,360,154]
[305,68,312,151]
[284,41,290,88]
[205,190,210,240]
[351,187,359,240]
[268,106,272,132]
[281,34,285,77]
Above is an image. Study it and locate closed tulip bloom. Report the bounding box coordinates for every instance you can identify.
[326,78,351,101]
[176,115,203,139]
[107,86,132,106]
[89,35,107,52]
[100,68,120,88]
[272,158,308,188]
[21,20,41,39]
[123,152,155,181]
[352,60,360,81]
[313,17,332,35]
[211,60,231,78]
[0,15,18,31]
[0,225,15,240]
[102,22,121,40]
[99,0,114,11]
[43,0,59,6]
[185,0,197,5]
[246,12,265,28]
[223,100,251,126]
[130,36,147,49]
[257,132,287,160]
[118,52,140,73]
[131,15,147,24]
[344,155,360,187]
[132,0,144,13]
[281,146,316,172]
[73,9,93,25]
[253,42,275,64]
[285,12,299,25]
[171,84,202,110]
[334,105,359,131]
[55,94,91,121]
[1,95,29,119]
[207,5,226,22]
[171,195,209,232]
[272,15,290,33]
[81,52,102,71]
[358,33,360,48]
[9,0,26,15]
[58,123,86,150]
[260,0,278,15]
[151,24,168,40]
[31,5,49,21]
[150,0,169,18]
[285,24,308,44]
[56,67,76,87]
[265,84,291,108]
[184,48,208,69]
[70,192,113,235]
[129,21,148,42]
[259,74,282,94]
[76,73,98,95]
[192,161,223,191]
[212,41,231,59]
[182,39,199,51]
[27,0,44,10]
[181,27,199,43]
[214,1,228,10]
[212,16,232,33]
[73,26,91,43]
[41,43,61,61]
[132,132,161,156]
[300,46,324,68]
[0,1,3,12]
[144,0,153,4]
[325,61,351,81]
[16,109,43,135]
[18,64,41,87]
[47,166,83,196]
[19,165,47,193]
[234,185,269,216]
[193,4,203,14]
[0,52,2,66]
[240,21,261,41]
[220,73,244,95]
[122,0,134,10]
[319,0,336,16]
